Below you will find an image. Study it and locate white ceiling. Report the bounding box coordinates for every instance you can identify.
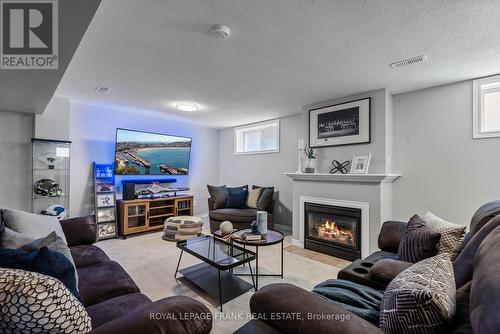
[56,0,500,128]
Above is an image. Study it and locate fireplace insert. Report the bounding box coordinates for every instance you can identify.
[304,202,361,261]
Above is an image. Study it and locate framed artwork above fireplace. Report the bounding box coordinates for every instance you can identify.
[309,97,371,148]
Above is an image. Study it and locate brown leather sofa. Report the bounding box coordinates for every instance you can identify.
[208,196,275,233]
[236,200,500,334]
[60,216,212,334]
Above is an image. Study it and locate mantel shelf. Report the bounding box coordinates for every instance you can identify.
[284,172,402,184]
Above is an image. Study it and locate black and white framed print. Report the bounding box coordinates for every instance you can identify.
[309,98,370,147]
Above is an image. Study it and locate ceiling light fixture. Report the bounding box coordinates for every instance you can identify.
[210,24,231,40]
[176,101,199,112]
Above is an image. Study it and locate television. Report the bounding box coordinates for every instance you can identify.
[114,128,192,175]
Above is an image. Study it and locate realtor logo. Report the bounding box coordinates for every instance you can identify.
[1,0,58,69]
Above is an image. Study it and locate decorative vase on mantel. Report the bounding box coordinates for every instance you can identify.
[304,146,316,173]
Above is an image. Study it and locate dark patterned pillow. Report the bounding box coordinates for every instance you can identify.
[379,254,456,334]
[397,215,441,263]
[0,268,92,333]
[207,185,228,209]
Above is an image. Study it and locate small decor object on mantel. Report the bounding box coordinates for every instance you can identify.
[304,146,316,173]
[350,154,371,174]
[330,160,351,174]
[309,98,370,147]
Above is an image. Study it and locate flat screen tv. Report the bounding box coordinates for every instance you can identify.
[114,128,192,175]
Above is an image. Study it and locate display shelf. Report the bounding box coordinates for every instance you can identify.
[93,163,118,240]
[31,139,71,220]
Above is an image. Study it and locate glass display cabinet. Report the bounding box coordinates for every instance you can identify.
[31,139,71,220]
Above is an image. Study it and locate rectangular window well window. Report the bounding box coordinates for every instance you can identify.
[473,75,500,138]
[234,119,280,155]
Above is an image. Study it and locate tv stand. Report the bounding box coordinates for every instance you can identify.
[117,195,193,237]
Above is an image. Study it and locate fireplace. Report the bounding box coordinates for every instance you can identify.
[304,202,361,261]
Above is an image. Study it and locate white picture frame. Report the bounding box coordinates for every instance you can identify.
[350,154,371,174]
[97,208,116,223]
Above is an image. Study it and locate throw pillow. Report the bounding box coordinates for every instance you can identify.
[379,254,457,334]
[252,185,274,211]
[397,215,441,263]
[246,188,262,209]
[207,185,228,209]
[424,212,466,260]
[0,268,91,334]
[1,208,68,245]
[0,246,81,300]
[0,228,78,286]
[226,185,249,209]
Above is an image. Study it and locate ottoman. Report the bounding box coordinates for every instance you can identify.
[162,216,203,241]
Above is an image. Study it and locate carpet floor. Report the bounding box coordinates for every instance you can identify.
[97,226,350,333]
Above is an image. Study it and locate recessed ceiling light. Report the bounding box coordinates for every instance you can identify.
[95,85,111,94]
[176,101,199,112]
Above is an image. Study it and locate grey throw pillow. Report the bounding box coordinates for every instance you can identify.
[424,212,466,260]
[1,208,68,245]
[379,254,456,334]
[0,227,78,285]
[207,185,228,209]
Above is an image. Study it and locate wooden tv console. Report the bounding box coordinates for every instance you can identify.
[117,195,193,237]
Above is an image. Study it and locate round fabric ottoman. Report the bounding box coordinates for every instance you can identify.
[162,216,203,241]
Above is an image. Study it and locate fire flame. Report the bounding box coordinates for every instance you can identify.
[317,220,353,242]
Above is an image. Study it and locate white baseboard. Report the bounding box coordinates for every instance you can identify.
[274,223,292,233]
[291,239,304,248]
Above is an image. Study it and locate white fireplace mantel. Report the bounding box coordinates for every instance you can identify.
[285,173,402,183]
[286,172,402,257]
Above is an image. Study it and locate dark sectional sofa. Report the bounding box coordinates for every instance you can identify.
[60,216,212,334]
[235,200,500,334]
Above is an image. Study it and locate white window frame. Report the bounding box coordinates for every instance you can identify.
[473,74,500,139]
[233,119,280,155]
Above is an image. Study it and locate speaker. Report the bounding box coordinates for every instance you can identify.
[123,183,136,200]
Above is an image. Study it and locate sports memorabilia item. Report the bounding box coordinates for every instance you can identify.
[40,205,67,220]
[33,179,63,197]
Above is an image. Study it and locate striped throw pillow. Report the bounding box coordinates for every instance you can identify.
[397,215,441,263]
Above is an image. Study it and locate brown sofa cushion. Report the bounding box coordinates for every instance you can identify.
[470,225,500,334]
[209,208,258,223]
[60,216,97,247]
[469,199,500,235]
[207,185,228,209]
[78,261,140,307]
[369,259,412,284]
[70,244,110,267]
[87,293,151,329]
[377,221,407,253]
[453,214,500,288]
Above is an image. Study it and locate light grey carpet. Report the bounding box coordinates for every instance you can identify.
[97,226,345,333]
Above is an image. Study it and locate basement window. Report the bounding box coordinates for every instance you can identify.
[234,119,280,155]
[473,75,500,138]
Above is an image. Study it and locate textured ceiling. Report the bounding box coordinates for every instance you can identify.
[56,0,500,128]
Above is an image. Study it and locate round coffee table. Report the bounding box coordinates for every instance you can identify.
[213,229,284,290]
